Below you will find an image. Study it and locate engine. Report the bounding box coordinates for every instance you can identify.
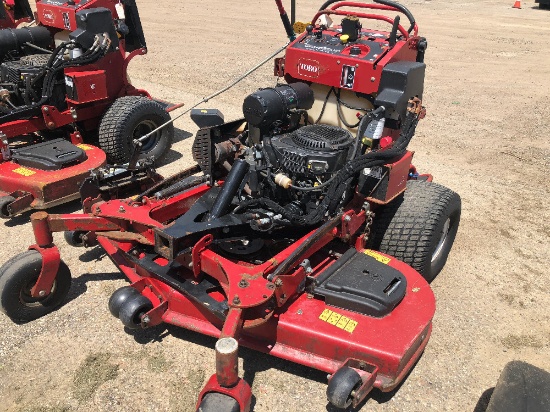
[193,82,387,229]
[0,8,119,117]
[266,124,355,177]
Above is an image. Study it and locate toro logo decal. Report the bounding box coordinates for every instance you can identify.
[42,9,55,24]
[297,59,320,78]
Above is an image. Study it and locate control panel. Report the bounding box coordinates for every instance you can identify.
[282,22,418,96]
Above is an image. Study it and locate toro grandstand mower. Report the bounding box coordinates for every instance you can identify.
[0,0,461,410]
[0,0,174,218]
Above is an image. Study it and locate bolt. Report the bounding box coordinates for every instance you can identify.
[47,122,55,128]
[238,279,249,288]
[38,290,46,297]
[119,205,125,213]
[43,107,49,112]
[370,77,376,82]
[337,60,341,65]
[297,309,303,315]
[142,315,150,324]
[344,215,352,222]
[274,279,283,287]
[132,249,139,256]
[232,295,241,305]
[327,374,332,381]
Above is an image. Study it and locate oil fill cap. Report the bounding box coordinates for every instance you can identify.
[340,34,349,44]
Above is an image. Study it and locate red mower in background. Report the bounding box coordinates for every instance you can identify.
[0,0,33,28]
[0,0,174,218]
[0,0,461,411]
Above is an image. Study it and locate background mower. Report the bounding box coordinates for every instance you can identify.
[0,0,32,28]
[0,0,461,411]
[0,0,175,218]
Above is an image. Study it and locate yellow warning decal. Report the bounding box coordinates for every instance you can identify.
[13,167,36,176]
[364,249,391,264]
[319,309,358,333]
[76,144,94,151]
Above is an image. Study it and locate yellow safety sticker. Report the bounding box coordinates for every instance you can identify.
[319,308,332,321]
[364,249,391,264]
[327,311,341,325]
[319,309,358,333]
[76,144,94,151]
[13,167,35,176]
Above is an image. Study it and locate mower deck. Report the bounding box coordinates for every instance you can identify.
[0,143,106,214]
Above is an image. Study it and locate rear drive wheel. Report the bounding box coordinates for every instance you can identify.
[0,195,16,219]
[197,392,240,412]
[0,250,72,323]
[98,96,174,165]
[368,180,461,282]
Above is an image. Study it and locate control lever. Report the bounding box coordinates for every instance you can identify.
[389,15,400,48]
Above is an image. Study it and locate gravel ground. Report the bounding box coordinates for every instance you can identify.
[1,0,549,411]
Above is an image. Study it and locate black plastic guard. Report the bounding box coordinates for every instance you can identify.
[314,249,407,317]
[70,8,119,51]
[11,138,86,170]
[375,61,425,120]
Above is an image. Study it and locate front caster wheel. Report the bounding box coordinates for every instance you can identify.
[108,286,139,318]
[0,250,72,323]
[64,231,87,247]
[197,393,240,412]
[118,294,153,329]
[0,195,16,219]
[327,367,362,409]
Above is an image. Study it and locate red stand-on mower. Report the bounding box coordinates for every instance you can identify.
[0,0,33,28]
[0,0,174,218]
[0,1,461,410]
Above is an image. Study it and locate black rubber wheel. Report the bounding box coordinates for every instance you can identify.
[118,293,153,329]
[0,195,16,219]
[368,180,461,282]
[326,367,362,409]
[0,250,72,323]
[98,96,174,165]
[108,286,139,318]
[63,231,86,247]
[197,392,240,412]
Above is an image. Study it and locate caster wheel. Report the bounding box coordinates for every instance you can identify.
[0,195,16,219]
[64,231,87,247]
[108,286,139,318]
[197,392,240,412]
[327,367,362,409]
[0,250,72,323]
[118,294,153,329]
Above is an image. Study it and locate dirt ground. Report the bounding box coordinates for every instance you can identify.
[1,0,549,411]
